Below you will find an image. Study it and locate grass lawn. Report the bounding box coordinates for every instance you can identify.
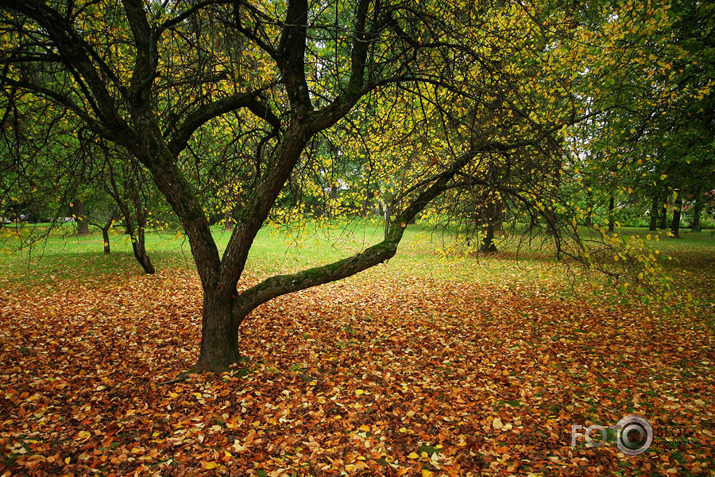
[0,220,713,475]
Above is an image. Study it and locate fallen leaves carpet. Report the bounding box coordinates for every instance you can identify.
[1,268,713,476]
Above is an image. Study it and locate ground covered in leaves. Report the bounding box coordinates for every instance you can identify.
[1,263,713,476]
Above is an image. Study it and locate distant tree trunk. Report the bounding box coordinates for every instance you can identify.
[129,194,155,274]
[131,225,155,273]
[106,159,156,274]
[585,189,593,227]
[649,193,659,231]
[480,201,499,253]
[659,200,668,229]
[671,196,682,238]
[690,195,703,232]
[102,225,111,254]
[529,214,539,230]
[72,201,90,235]
[607,196,615,233]
[123,210,155,274]
[90,214,116,255]
[481,222,497,252]
[224,210,235,231]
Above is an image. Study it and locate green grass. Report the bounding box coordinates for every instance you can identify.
[1,220,713,322]
[0,218,390,285]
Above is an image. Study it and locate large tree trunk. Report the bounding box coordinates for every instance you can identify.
[649,193,659,231]
[194,291,242,371]
[671,196,682,238]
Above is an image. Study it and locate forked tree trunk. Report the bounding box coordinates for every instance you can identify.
[131,227,155,274]
[188,147,478,372]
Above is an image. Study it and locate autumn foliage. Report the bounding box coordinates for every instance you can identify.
[1,259,712,475]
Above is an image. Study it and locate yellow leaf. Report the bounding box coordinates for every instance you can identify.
[203,461,221,470]
[492,417,504,430]
[355,389,365,396]
[422,470,434,477]
[65,457,71,464]
[358,425,370,432]
[407,452,419,459]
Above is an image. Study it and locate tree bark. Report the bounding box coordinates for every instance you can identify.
[194,291,242,371]
[671,196,682,238]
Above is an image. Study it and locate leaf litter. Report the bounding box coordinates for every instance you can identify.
[0,266,713,476]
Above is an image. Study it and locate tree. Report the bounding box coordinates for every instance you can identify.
[98,145,159,274]
[0,0,679,372]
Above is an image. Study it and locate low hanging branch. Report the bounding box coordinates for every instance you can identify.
[232,137,541,319]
